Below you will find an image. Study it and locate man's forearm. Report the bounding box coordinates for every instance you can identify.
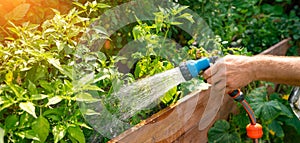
[251,55,300,86]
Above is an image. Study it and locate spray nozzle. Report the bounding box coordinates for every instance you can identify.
[179,58,211,81]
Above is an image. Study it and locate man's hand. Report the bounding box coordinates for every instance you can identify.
[203,54,300,93]
[203,55,256,93]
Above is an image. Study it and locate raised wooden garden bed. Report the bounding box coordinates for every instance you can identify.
[109,38,292,143]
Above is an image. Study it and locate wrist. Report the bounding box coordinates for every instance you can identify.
[247,56,258,81]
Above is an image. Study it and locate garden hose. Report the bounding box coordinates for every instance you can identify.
[229,89,263,143]
[179,57,263,143]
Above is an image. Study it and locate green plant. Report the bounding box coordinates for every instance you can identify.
[208,85,300,142]
[0,0,74,42]
[0,2,116,142]
[129,4,197,105]
[175,0,300,54]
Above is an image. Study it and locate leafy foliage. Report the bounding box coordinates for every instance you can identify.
[208,120,241,143]
[0,0,73,41]
[0,2,112,142]
[209,85,300,142]
[129,5,198,105]
[175,0,300,54]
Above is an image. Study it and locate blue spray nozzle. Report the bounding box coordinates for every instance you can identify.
[186,58,210,78]
[179,57,211,81]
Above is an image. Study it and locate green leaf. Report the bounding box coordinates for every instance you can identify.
[39,80,53,92]
[97,3,111,9]
[47,58,74,80]
[19,113,33,128]
[0,96,13,111]
[0,102,14,112]
[43,108,64,121]
[93,26,108,35]
[28,80,38,95]
[43,28,56,34]
[67,134,78,143]
[5,115,19,130]
[74,73,94,90]
[43,108,64,117]
[73,2,87,10]
[93,74,110,83]
[75,122,93,130]
[96,52,107,61]
[268,120,284,138]
[177,13,194,23]
[28,66,47,82]
[231,109,249,135]
[81,108,100,116]
[261,4,283,16]
[46,96,63,106]
[160,87,176,104]
[278,102,293,117]
[32,116,50,143]
[132,26,142,40]
[75,93,100,103]
[61,65,74,80]
[16,130,39,141]
[174,5,189,15]
[170,21,183,25]
[0,127,4,143]
[0,97,4,105]
[4,3,31,21]
[55,40,65,52]
[250,100,281,122]
[247,87,281,122]
[53,125,67,143]
[67,126,86,143]
[31,94,48,100]
[19,102,37,118]
[208,120,241,143]
[60,140,68,143]
[6,83,26,98]
[81,85,104,92]
[47,58,64,71]
[283,116,300,134]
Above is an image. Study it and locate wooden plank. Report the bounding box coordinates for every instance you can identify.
[109,38,291,143]
[109,90,236,143]
[259,38,291,56]
[173,95,238,143]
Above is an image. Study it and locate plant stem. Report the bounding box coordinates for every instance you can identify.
[0,25,10,36]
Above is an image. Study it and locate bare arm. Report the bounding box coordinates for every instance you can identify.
[203,55,300,92]
[252,55,300,85]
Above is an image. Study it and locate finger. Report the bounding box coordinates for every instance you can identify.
[206,77,211,84]
[203,68,212,80]
[225,88,234,95]
[209,60,225,77]
[203,65,218,80]
[213,79,226,92]
[210,81,226,96]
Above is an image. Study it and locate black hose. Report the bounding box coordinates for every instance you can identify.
[241,100,256,125]
[229,90,259,143]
